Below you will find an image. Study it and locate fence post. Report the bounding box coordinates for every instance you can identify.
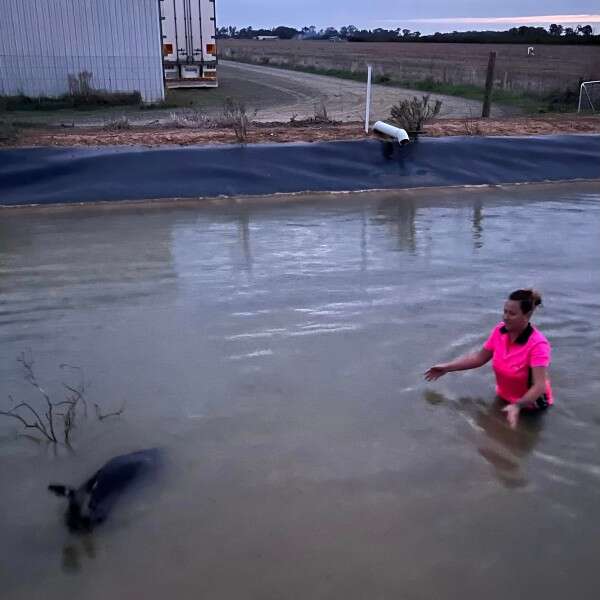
[482,51,496,118]
[365,64,372,133]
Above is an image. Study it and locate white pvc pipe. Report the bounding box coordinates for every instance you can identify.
[365,65,372,134]
[372,121,410,144]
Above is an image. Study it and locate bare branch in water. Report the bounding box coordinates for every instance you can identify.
[17,351,57,442]
[2,354,105,447]
[94,402,126,421]
[1,395,55,442]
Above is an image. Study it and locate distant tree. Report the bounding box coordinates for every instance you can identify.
[272,26,299,39]
[340,25,357,39]
[577,24,593,37]
[223,22,600,45]
[548,23,563,36]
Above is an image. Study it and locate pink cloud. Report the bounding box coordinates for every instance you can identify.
[380,14,600,25]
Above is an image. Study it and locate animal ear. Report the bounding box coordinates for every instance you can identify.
[48,484,73,497]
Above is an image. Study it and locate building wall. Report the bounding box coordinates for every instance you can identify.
[0,0,164,102]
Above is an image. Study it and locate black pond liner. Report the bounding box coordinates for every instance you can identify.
[1,135,599,206]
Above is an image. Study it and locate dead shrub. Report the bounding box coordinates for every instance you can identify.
[0,120,18,144]
[103,116,131,131]
[222,97,249,142]
[168,109,212,129]
[68,71,94,96]
[463,116,484,136]
[314,98,330,122]
[390,94,442,133]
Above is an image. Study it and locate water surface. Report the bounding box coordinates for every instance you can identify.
[1,183,599,599]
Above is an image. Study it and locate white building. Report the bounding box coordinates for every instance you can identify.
[0,0,165,103]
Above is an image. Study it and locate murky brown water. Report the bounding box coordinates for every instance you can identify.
[1,183,599,599]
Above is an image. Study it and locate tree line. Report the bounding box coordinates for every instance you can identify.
[217,24,599,44]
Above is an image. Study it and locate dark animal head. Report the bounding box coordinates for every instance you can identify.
[48,448,162,533]
[48,477,98,532]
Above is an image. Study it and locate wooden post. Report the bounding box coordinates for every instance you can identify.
[481,51,496,118]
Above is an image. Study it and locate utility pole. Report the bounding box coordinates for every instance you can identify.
[482,51,496,118]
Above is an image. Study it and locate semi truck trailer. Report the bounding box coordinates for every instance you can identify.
[160,0,218,88]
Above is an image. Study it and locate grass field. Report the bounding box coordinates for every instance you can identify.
[220,40,600,103]
[218,58,570,113]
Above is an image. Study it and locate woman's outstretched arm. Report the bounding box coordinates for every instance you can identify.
[424,347,493,381]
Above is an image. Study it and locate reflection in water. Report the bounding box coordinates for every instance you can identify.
[237,211,253,273]
[472,200,483,250]
[361,207,368,272]
[374,197,417,253]
[473,399,546,489]
[62,535,96,574]
[425,393,546,489]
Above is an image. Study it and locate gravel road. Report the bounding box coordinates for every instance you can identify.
[220,60,517,122]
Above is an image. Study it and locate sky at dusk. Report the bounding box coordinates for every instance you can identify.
[216,1,600,34]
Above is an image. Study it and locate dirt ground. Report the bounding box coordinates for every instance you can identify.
[5,114,600,148]
[2,60,598,148]
[0,60,514,130]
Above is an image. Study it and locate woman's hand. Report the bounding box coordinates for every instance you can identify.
[502,403,521,429]
[424,365,447,381]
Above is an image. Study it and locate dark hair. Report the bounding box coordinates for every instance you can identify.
[509,289,542,314]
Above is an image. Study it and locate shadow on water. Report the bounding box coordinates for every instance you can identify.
[424,392,547,489]
[62,535,96,574]
[472,199,484,250]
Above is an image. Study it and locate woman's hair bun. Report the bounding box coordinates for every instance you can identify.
[529,289,542,307]
[509,288,542,313]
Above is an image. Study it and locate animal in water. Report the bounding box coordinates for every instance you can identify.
[48,448,162,532]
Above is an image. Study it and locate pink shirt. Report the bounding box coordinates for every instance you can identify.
[484,322,553,405]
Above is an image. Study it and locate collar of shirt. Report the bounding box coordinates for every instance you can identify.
[499,323,533,346]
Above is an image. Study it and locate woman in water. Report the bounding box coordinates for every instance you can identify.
[425,289,553,428]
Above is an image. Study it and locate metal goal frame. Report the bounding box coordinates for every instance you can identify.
[578,80,600,113]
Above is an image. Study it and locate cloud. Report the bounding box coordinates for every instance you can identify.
[378,14,600,25]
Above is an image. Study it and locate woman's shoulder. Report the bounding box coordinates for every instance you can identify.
[484,322,504,348]
[491,322,505,334]
[531,325,551,346]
